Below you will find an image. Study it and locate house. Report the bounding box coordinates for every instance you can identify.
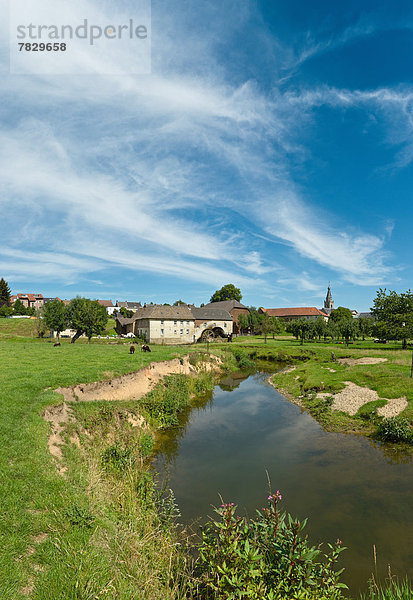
[95,300,115,315]
[11,293,44,310]
[116,301,142,311]
[115,304,233,344]
[202,300,250,334]
[43,297,62,304]
[259,307,327,322]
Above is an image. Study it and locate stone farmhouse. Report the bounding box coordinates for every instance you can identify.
[115,304,233,344]
[202,299,250,334]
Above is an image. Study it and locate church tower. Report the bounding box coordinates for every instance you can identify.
[324,285,334,311]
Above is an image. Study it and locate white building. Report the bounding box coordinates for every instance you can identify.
[115,304,233,344]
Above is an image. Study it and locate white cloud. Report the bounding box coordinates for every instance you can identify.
[0,0,405,295]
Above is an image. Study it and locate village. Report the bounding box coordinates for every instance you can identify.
[3,284,373,345]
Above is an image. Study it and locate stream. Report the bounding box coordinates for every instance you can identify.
[153,369,413,594]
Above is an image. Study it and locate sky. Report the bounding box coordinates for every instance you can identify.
[1,0,413,311]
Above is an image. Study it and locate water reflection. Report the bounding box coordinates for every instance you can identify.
[153,371,413,594]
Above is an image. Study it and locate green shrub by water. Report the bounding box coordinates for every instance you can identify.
[193,491,347,600]
[376,417,413,443]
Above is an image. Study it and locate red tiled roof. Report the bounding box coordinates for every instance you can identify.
[261,307,326,317]
[97,300,114,307]
[18,293,43,301]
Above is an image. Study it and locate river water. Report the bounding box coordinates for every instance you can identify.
[153,370,413,594]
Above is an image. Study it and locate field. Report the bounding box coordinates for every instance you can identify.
[1,319,412,598]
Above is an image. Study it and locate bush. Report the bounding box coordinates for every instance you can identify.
[140,374,191,427]
[0,305,13,318]
[194,491,347,600]
[101,444,134,472]
[376,417,413,443]
[138,432,155,457]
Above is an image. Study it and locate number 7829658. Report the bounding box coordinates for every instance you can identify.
[18,42,67,51]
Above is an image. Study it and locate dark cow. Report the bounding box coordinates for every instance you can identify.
[129,345,135,354]
[141,344,151,352]
[54,342,61,347]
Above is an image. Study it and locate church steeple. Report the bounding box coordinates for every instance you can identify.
[324,285,334,310]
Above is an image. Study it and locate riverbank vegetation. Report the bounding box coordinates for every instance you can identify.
[0,320,412,597]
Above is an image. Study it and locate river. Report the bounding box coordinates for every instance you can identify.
[153,370,413,594]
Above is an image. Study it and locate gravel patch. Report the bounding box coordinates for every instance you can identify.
[377,397,408,418]
[317,381,407,417]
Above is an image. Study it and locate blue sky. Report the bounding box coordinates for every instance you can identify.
[1,0,412,311]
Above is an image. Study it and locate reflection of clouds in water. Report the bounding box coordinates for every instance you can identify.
[154,372,413,593]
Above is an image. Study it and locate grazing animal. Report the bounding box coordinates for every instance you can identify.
[129,345,135,354]
[141,344,151,353]
[54,342,61,347]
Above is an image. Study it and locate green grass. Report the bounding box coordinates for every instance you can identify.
[1,329,412,598]
[0,335,195,599]
[0,316,37,337]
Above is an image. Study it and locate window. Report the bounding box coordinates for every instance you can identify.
[180,329,183,335]
[180,321,184,325]
[174,330,177,335]
[224,322,227,328]
[161,320,164,325]
[174,320,177,325]
[186,329,189,335]
[160,329,164,335]
[186,321,190,325]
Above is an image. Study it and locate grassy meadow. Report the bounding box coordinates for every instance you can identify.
[1,319,412,598]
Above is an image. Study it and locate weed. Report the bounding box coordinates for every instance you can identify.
[101,444,134,472]
[138,432,155,457]
[376,417,413,443]
[194,491,347,599]
[64,504,95,529]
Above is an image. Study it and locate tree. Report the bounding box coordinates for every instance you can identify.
[371,289,413,349]
[66,297,108,343]
[43,300,67,341]
[0,305,13,317]
[13,299,27,315]
[210,284,242,303]
[313,317,327,341]
[119,306,133,318]
[329,306,353,323]
[269,316,284,339]
[337,318,358,347]
[356,316,374,341]
[0,278,11,307]
[173,299,186,306]
[237,313,249,334]
[256,312,272,343]
[34,309,48,338]
[286,319,314,345]
[248,307,260,334]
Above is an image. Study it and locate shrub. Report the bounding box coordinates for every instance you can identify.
[64,504,95,529]
[194,491,347,600]
[138,432,155,457]
[101,444,134,472]
[376,417,413,443]
[141,374,191,427]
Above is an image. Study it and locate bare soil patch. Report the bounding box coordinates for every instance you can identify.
[338,357,388,366]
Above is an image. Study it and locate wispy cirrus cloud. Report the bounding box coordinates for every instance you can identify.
[0,0,408,301]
